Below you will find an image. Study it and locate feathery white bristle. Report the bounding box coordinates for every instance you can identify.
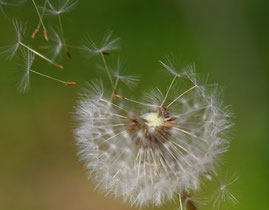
[44,0,78,16]
[41,28,63,60]
[82,31,120,56]
[211,173,239,209]
[17,49,35,93]
[0,19,26,59]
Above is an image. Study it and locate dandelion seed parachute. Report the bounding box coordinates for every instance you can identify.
[15,48,76,93]
[1,19,64,69]
[44,0,78,16]
[82,31,120,56]
[0,19,25,59]
[113,60,140,90]
[211,173,239,209]
[16,49,35,93]
[41,27,64,61]
[42,0,77,60]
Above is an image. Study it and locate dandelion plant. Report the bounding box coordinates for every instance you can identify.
[0,1,238,209]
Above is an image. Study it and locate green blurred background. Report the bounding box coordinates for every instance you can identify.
[0,0,268,209]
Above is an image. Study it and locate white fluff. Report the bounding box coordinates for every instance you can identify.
[74,63,232,208]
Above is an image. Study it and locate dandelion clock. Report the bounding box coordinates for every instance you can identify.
[74,34,235,210]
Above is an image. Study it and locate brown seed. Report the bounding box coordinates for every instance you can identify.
[182,192,197,210]
[66,51,72,61]
[44,29,49,41]
[52,61,64,69]
[101,51,110,55]
[31,28,39,39]
[65,81,77,85]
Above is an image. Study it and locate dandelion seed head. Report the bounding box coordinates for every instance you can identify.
[75,59,233,207]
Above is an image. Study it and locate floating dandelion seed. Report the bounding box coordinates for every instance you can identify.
[1,19,25,59]
[82,31,120,56]
[31,0,49,40]
[82,31,120,99]
[44,0,78,16]
[17,49,34,93]
[211,173,239,209]
[1,19,63,69]
[41,27,64,61]
[43,0,78,60]
[17,49,76,93]
[75,41,234,208]
[113,59,140,90]
[97,58,140,102]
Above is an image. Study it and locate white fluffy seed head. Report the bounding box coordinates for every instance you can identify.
[74,60,233,208]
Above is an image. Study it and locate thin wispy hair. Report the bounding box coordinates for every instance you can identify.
[16,49,35,93]
[112,59,140,90]
[82,31,120,56]
[211,173,239,209]
[0,19,26,59]
[44,0,78,16]
[41,27,64,60]
[0,0,26,9]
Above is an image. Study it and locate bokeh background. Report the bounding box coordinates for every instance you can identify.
[0,0,268,209]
